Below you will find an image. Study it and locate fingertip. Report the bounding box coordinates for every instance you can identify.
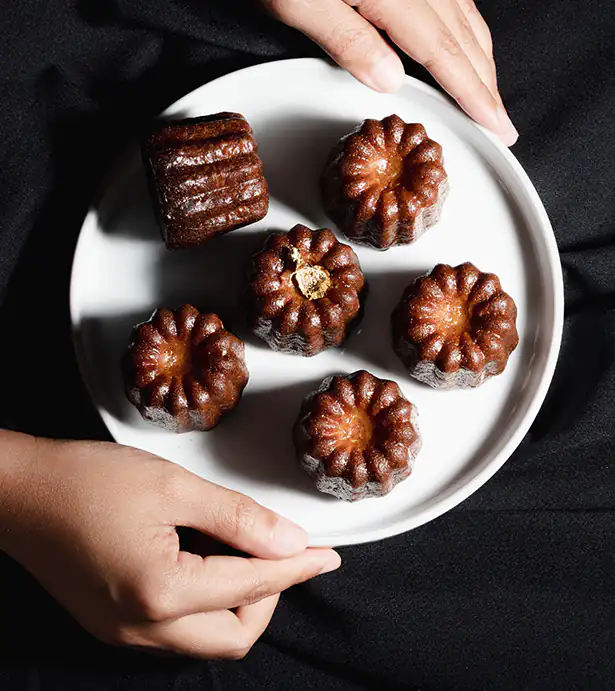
[494,105,519,147]
[270,516,309,557]
[499,129,519,147]
[316,549,342,575]
[458,90,518,147]
[364,53,406,93]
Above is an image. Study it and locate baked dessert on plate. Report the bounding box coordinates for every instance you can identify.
[244,224,367,356]
[143,112,269,249]
[321,114,448,249]
[391,262,519,389]
[123,304,249,432]
[294,370,422,501]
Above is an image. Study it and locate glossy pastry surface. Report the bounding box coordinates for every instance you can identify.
[392,262,519,388]
[245,224,367,356]
[321,115,448,249]
[143,112,269,249]
[123,305,249,432]
[294,371,422,501]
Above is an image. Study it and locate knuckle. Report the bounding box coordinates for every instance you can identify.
[460,0,493,51]
[227,494,262,539]
[437,25,462,58]
[132,574,177,622]
[459,16,476,47]
[423,29,481,81]
[352,0,385,24]
[154,464,188,501]
[226,635,254,660]
[328,25,374,61]
[215,491,275,543]
[459,0,479,16]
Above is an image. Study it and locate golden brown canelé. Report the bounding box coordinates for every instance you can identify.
[123,305,249,432]
[391,263,519,389]
[294,371,422,501]
[143,112,269,249]
[244,224,367,356]
[321,115,448,249]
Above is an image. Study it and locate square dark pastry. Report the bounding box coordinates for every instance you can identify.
[143,112,269,249]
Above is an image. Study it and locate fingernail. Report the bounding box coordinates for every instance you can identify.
[366,54,405,93]
[318,550,342,575]
[273,518,308,555]
[494,105,519,147]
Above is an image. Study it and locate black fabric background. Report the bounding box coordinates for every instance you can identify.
[1,0,614,689]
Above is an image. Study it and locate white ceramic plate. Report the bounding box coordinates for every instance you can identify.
[71,58,563,547]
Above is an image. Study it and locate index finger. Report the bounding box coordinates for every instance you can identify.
[355,0,517,145]
[156,548,341,619]
[174,471,309,559]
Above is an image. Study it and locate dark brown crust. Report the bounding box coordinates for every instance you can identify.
[244,224,367,357]
[294,371,422,501]
[391,263,519,389]
[122,304,249,432]
[143,112,269,249]
[321,115,449,250]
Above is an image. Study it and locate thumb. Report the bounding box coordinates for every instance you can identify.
[175,470,309,559]
[265,0,405,93]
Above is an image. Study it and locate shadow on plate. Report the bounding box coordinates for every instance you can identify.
[153,227,275,343]
[207,377,336,498]
[96,111,360,245]
[434,349,533,501]
[76,310,155,425]
[343,267,425,377]
[245,112,358,226]
[97,153,158,243]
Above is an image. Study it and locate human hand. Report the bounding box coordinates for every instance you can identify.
[0,432,340,659]
[263,0,518,146]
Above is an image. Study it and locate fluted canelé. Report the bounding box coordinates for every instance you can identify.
[123,305,249,432]
[143,112,269,249]
[244,224,367,356]
[392,263,519,389]
[321,115,448,249]
[294,371,422,501]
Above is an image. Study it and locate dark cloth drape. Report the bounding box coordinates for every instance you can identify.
[1,1,614,688]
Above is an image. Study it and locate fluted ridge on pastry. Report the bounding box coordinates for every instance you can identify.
[244,224,367,357]
[392,263,519,389]
[123,304,249,432]
[321,115,448,249]
[294,371,422,501]
[143,113,269,249]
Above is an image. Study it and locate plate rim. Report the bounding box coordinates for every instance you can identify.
[70,57,565,546]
